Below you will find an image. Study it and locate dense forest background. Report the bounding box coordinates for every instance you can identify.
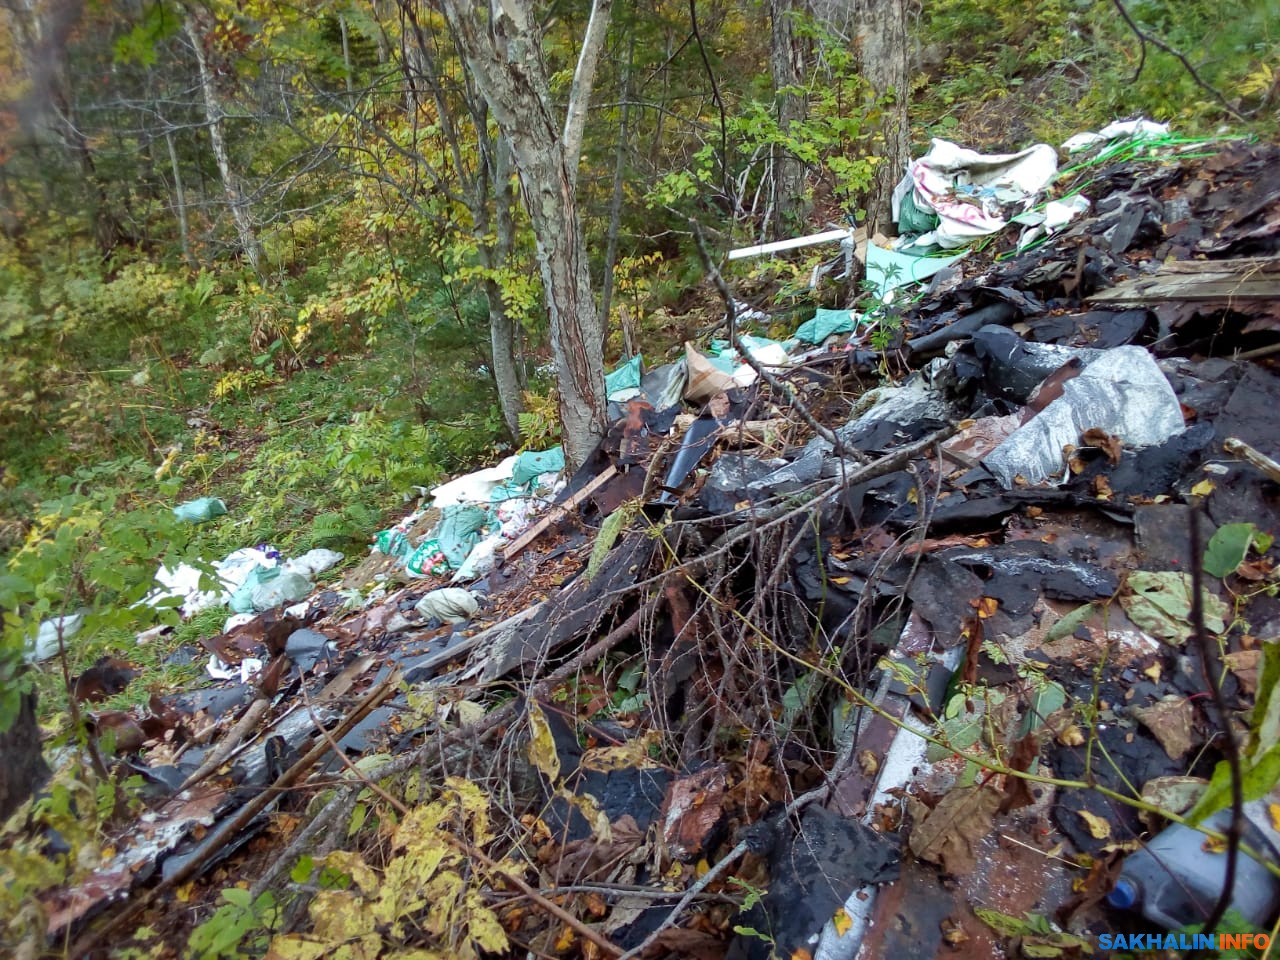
[1,0,1275,557]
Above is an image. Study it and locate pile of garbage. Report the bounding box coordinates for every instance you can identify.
[24,130,1280,960]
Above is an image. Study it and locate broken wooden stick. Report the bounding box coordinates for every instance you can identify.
[502,464,617,560]
[1224,436,1280,485]
[178,695,272,791]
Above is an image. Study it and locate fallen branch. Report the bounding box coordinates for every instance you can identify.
[178,695,272,791]
[71,670,401,955]
[1110,0,1247,122]
[502,465,618,561]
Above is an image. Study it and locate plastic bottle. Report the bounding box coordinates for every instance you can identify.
[1107,801,1280,930]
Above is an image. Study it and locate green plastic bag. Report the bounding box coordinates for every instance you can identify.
[511,446,565,486]
[605,355,643,398]
[794,309,858,345]
[435,505,491,568]
[173,497,228,524]
[373,528,411,559]
[897,189,939,236]
[406,539,450,578]
[230,565,278,614]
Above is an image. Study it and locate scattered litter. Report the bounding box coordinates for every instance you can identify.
[1063,118,1171,154]
[893,137,1059,248]
[25,612,86,661]
[171,497,227,524]
[983,345,1186,487]
[605,354,644,401]
[414,587,480,624]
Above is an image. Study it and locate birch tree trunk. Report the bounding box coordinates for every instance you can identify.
[185,11,263,278]
[399,2,526,441]
[437,0,610,470]
[853,0,910,234]
[164,129,195,268]
[769,0,809,237]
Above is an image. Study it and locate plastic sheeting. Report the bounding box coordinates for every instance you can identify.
[1015,195,1092,249]
[430,455,518,508]
[892,138,1059,249]
[795,308,858,344]
[605,355,643,400]
[1063,118,1170,154]
[983,346,1186,488]
[866,244,967,298]
[511,446,565,486]
[640,361,688,412]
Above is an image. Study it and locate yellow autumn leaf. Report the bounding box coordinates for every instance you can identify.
[1191,479,1215,497]
[464,889,510,953]
[309,890,377,942]
[832,906,853,936]
[554,924,577,952]
[1270,804,1280,833]
[579,730,661,771]
[526,701,561,782]
[324,850,379,896]
[1077,809,1111,839]
[265,935,331,960]
[830,575,851,585]
[1203,834,1228,854]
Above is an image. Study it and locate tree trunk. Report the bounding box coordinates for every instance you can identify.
[164,130,196,268]
[185,11,263,278]
[437,0,610,469]
[0,688,50,821]
[398,4,526,442]
[484,138,525,440]
[853,0,910,235]
[597,34,634,349]
[769,0,809,238]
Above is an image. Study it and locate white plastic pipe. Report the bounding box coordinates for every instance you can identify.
[727,227,852,260]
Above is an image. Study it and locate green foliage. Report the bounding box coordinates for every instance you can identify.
[267,778,509,959]
[648,13,878,217]
[917,0,1279,142]
[187,889,280,960]
[1189,638,1280,822]
[1203,522,1273,578]
[1,479,194,731]
[517,391,563,450]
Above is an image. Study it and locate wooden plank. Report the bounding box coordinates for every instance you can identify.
[500,464,618,561]
[1089,256,1280,304]
[1156,256,1279,275]
[1090,277,1280,303]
